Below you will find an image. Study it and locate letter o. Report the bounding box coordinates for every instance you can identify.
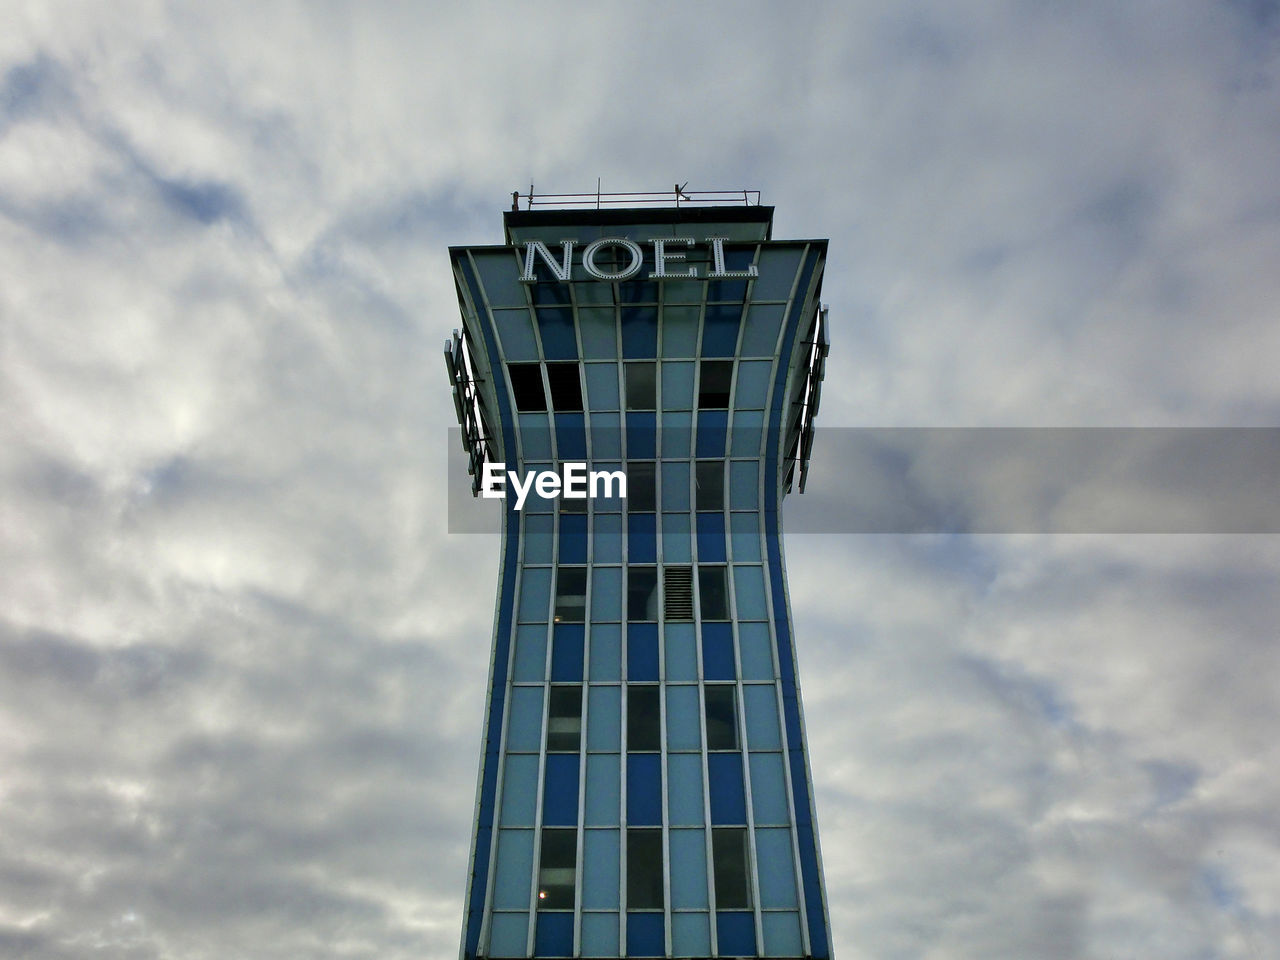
[581,237,644,281]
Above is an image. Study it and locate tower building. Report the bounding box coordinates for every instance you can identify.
[446,191,830,959]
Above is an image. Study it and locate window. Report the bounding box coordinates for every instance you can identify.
[663,566,693,621]
[547,363,583,412]
[699,566,729,620]
[627,462,656,511]
[712,827,752,908]
[627,685,661,751]
[627,829,664,909]
[695,461,724,511]
[625,362,656,409]
[554,568,587,622]
[547,686,582,752]
[510,363,547,412]
[698,360,733,408]
[538,828,577,909]
[704,686,738,750]
[628,567,658,621]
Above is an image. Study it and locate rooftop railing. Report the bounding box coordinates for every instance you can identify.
[511,184,762,211]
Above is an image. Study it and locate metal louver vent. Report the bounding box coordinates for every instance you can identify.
[663,567,694,621]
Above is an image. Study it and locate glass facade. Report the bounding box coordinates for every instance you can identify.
[450,205,830,959]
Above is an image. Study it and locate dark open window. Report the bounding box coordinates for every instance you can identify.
[547,685,582,752]
[696,461,724,511]
[627,685,661,751]
[628,567,658,620]
[627,829,664,909]
[698,360,733,408]
[627,462,656,511]
[704,685,738,750]
[699,566,729,620]
[547,362,583,411]
[509,363,547,412]
[625,362,656,409]
[555,567,586,622]
[538,828,577,909]
[712,827,752,908]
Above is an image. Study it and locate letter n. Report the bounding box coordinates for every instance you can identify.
[520,241,576,283]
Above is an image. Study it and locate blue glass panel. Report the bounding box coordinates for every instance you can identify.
[558,513,587,564]
[755,827,799,908]
[626,623,659,682]
[582,831,621,907]
[751,246,804,301]
[626,912,664,957]
[590,411,621,458]
[593,514,623,563]
[542,754,580,826]
[591,567,622,622]
[626,753,662,826]
[625,412,656,459]
[537,307,577,360]
[671,911,711,957]
[523,512,554,563]
[535,912,573,957]
[523,462,555,512]
[669,827,709,908]
[744,685,782,750]
[667,754,705,825]
[585,363,620,411]
[708,753,746,824]
[663,623,697,680]
[487,912,529,957]
[586,686,621,752]
[741,303,786,357]
[733,565,768,620]
[580,911,620,956]
[492,828,535,908]
[695,410,727,458]
[584,755,621,827]
[749,751,789,824]
[661,411,692,459]
[661,513,691,563]
[738,622,775,681]
[701,303,742,357]
[551,624,584,682]
[666,688,702,752]
[701,622,735,680]
[531,279,570,305]
[735,360,772,408]
[500,753,539,827]
[696,513,727,563]
[661,360,696,410]
[730,410,765,457]
[729,512,761,562]
[661,305,700,358]
[589,625,622,681]
[555,412,587,461]
[621,307,658,358]
[762,911,804,957]
[473,252,527,308]
[729,460,759,510]
[518,413,553,461]
[716,911,757,956]
[579,307,617,360]
[513,625,547,682]
[660,461,690,511]
[627,512,657,563]
[506,687,544,751]
[494,309,539,361]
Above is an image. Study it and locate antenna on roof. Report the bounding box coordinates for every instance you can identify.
[675,181,691,205]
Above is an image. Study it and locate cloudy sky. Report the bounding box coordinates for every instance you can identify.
[2,2,1278,958]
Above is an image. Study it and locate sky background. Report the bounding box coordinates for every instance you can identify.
[2,2,1279,958]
